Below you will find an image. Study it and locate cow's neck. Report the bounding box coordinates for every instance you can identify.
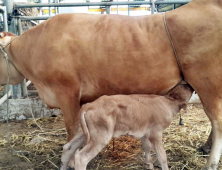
[0,42,25,85]
[164,0,222,81]
[5,33,38,84]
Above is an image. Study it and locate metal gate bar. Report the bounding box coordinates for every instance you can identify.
[14,1,190,8]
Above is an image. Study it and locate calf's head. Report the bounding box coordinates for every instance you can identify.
[0,32,24,85]
[167,82,194,110]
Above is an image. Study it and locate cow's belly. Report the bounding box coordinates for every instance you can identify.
[80,72,180,104]
[35,84,60,109]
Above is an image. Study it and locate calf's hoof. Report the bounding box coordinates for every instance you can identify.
[68,159,75,169]
[60,163,74,170]
[145,163,154,170]
[59,166,74,170]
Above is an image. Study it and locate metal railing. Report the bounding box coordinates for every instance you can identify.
[14,1,190,8]
[13,0,190,21]
[0,0,191,102]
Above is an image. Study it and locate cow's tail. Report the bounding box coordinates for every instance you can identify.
[81,111,90,145]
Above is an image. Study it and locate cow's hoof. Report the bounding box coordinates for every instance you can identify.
[67,167,75,170]
[203,164,218,170]
[197,144,211,154]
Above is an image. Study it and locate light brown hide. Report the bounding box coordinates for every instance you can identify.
[60,84,193,170]
[1,0,222,168]
[166,1,222,168]
[1,14,180,137]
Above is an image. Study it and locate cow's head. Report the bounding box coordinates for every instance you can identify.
[0,32,24,85]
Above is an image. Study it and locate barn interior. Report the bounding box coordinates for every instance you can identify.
[0,0,221,170]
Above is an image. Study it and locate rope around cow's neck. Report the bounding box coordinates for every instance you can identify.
[163,13,185,126]
[0,46,29,154]
[1,36,43,130]
[163,12,184,79]
[0,40,58,155]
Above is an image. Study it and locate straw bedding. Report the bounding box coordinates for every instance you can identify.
[0,104,221,170]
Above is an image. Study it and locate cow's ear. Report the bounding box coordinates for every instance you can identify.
[0,34,12,46]
[0,32,16,46]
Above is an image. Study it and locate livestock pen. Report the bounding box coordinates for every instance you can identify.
[0,104,220,169]
[0,0,220,169]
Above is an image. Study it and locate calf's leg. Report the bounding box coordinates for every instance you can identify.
[141,136,154,169]
[75,135,112,170]
[151,133,169,170]
[60,130,85,170]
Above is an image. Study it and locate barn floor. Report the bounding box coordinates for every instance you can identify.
[0,104,221,170]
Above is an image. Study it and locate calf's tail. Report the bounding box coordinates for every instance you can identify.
[81,111,90,145]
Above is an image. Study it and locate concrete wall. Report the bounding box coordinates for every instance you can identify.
[0,93,201,121]
[0,98,61,121]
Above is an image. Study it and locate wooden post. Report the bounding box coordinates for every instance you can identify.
[18,17,28,97]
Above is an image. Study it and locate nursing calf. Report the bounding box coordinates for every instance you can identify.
[61,83,193,170]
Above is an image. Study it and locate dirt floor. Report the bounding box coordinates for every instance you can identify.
[0,104,221,170]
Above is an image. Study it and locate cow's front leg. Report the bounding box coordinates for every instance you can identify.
[205,120,222,170]
[201,98,222,170]
[59,92,81,141]
[194,88,222,170]
[58,90,81,169]
[199,130,212,154]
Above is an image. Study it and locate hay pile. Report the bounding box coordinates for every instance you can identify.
[0,116,67,169]
[162,104,212,169]
[0,104,221,169]
[17,2,39,32]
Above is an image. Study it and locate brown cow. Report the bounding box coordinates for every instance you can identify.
[0,0,222,169]
[60,83,193,170]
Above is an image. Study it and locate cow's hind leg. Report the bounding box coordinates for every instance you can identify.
[60,130,85,170]
[141,136,154,169]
